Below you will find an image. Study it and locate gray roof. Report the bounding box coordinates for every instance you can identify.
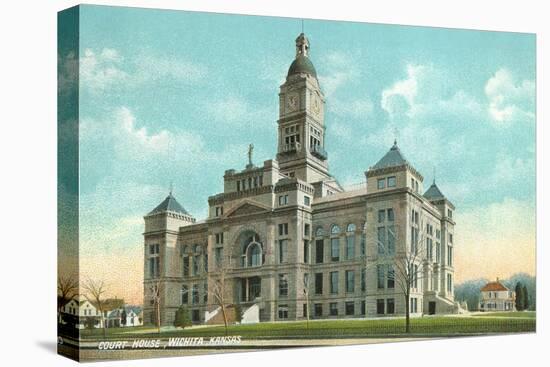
[148,193,189,216]
[424,182,446,200]
[372,141,408,170]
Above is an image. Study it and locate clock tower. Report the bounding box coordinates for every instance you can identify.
[276,33,330,183]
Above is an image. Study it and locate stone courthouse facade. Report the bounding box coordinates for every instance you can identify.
[143,33,460,325]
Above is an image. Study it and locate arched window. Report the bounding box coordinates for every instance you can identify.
[331,224,341,235]
[247,243,262,267]
[240,232,263,268]
[315,227,325,237]
[346,223,356,232]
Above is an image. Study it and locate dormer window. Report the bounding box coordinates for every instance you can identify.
[377,178,386,190]
[387,176,396,188]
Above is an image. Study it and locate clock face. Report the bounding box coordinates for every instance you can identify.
[312,95,321,115]
[286,93,298,111]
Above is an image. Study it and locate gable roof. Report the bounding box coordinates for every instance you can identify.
[481,280,509,292]
[424,182,446,200]
[148,193,189,216]
[372,141,408,170]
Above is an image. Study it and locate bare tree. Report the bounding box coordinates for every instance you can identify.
[391,236,426,333]
[208,257,232,335]
[149,279,163,335]
[303,273,310,330]
[57,275,79,317]
[82,278,107,338]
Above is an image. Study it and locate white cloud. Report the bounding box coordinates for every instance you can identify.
[318,51,361,98]
[79,48,207,93]
[485,68,535,126]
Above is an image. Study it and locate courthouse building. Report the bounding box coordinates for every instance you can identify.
[143,33,460,325]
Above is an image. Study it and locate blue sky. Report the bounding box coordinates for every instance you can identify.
[59,5,536,302]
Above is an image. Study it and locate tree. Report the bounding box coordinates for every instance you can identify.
[208,262,231,335]
[149,279,164,335]
[522,285,529,310]
[303,273,310,331]
[82,278,108,338]
[120,309,127,327]
[391,234,426,333]
[57,275,79,318]
[515,282,524,311]
[174,305,192,329]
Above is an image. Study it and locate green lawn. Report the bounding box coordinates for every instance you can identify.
[474,311,536,318]
[80,315,535,341]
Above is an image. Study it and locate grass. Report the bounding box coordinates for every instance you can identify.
[474,311,536,318]
[80,315,535,341]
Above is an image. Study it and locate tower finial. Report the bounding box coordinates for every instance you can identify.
[169,181,173,196]
[433,167,436,184]
[295,32,309,57]
[301,19,304,34]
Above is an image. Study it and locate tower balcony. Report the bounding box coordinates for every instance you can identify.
[310,145,327,160]
[282,142,301,153]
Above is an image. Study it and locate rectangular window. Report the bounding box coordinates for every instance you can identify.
[377,299,385,315]
[278,223,289,236]
[387,265,395,289]
[360,234,366,256]
[149,257,160,278]
[345,301,355,316]
[378,209,385,223]
[215,232,224,244]
[278,305,288,319]
[315,239,324,264]
[387,176,396,187]
[377,178,386,189]
[361,268,366,292]
[449,233,453,244]
[214,248,222,267]
[329,302,338,316]
[278,195,289,206]
[447,209,453,218]
[345,270,355,293]
[236,181,240,191]
[315,273,323,295]
[303,303,308,318]
[278,239,288,264]
[387,225,395,255]
[192,256,200,275]
[304,224,310,237]
[377,265,385,289]
[203,282,208,303]
[279,274,289,296]
[427,238,433,261]
[181,285,189,305]
[387,298,395,314]
[204,254,208,273]
[377,226,386,255]
[314,303,323,317]
[303,240,309,264]
[436,242,441,263]
[304,196,311,206]
[331,238,340,261]
[447,274,453,293]
[361,301,366,315]
[447,245,453,266]
[346,236,355,260]
[183,256,189,276]
[387,208,394,221]
[192,284,199,305]
[330,271,339,294]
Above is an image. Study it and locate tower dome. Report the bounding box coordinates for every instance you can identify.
[287,33,317,78]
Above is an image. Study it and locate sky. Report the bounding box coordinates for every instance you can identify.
[58,5,536,304]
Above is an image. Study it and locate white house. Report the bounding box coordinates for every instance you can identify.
[106,306,143,327]
[60,296,101,329]
[479,279,516,312]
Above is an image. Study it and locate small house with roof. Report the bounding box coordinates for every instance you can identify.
[479,279,516,312]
